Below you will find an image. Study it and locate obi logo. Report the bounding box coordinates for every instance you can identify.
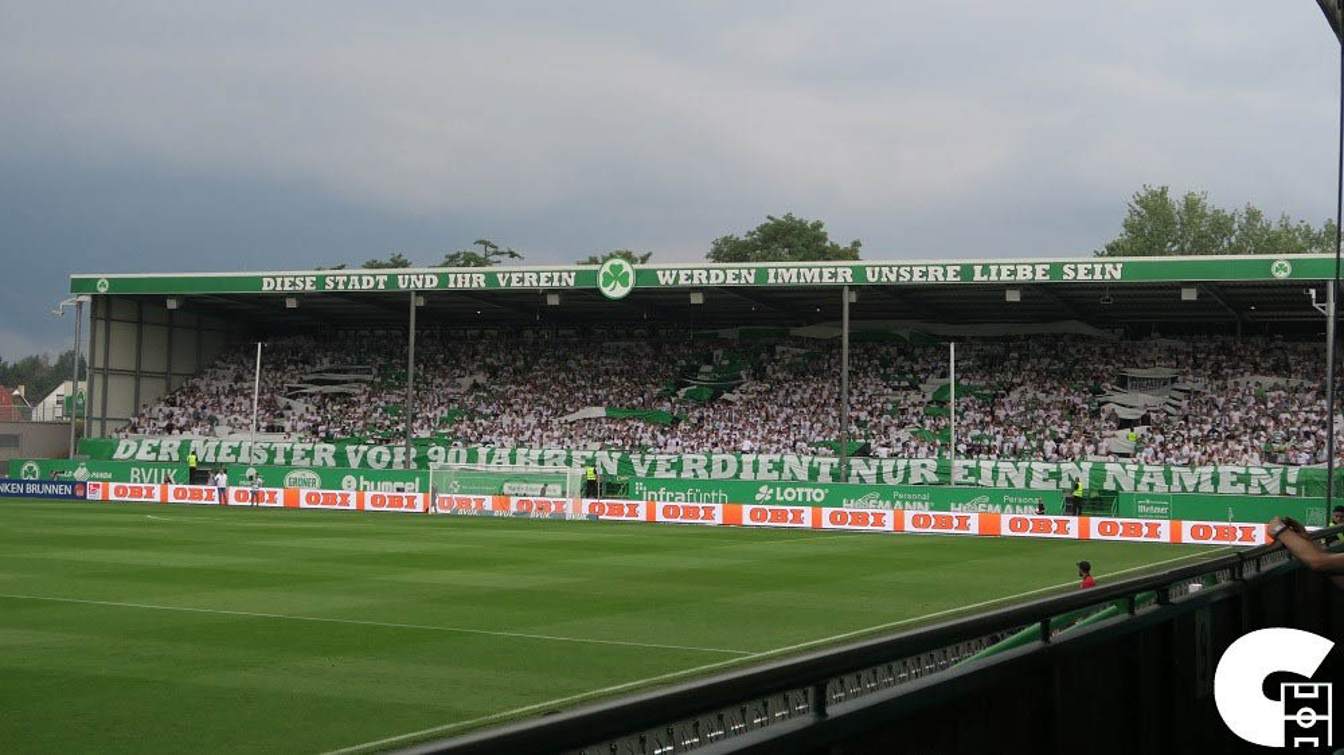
[283,469,322,489]
[586,501,640,518]
[597,258,635,300]
[367,492,420,511]
[1215,627,1334,748]
[910,512,970,529]
[753,485,825,504]
[18,461,40,480]
[826,509,888,529]
[746,506,806,525]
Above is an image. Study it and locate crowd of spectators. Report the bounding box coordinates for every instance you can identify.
[120,331,1340,466]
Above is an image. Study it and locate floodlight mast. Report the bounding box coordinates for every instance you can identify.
[52,296,88,457]
[1322,0,1344,508]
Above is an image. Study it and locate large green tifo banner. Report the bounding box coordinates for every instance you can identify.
[83,438,1339,497]
[9,458,187,484]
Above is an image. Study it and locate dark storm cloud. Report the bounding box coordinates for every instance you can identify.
[0,1,1337,354]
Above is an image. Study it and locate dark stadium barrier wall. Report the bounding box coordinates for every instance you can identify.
[74,482,1271,546]
[398,527,1344,755]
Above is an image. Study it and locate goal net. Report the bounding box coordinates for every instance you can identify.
[429,463,582,499]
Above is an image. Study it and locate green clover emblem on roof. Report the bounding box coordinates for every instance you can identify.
[1270,259,1292,279]
[95,278,110,293]
[597,258,635,300]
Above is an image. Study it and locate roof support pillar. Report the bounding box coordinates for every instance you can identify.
[406,290,418,470]
[68,298,83,457]
[839,285,850,483]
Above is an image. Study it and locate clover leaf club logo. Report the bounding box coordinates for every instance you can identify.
[1270,259,1292,279]
[19,461,40,480]
[95,278,110,293]
[597,258,635,300]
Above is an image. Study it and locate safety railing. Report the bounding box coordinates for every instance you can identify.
[397,525,1344,755]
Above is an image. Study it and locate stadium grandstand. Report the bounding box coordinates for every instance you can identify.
[71,254,1341,473]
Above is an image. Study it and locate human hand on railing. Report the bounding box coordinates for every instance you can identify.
[1268,516,1306,539]
[1269,515,1344,576]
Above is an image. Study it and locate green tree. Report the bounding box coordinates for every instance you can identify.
[439,239,523,267]
[707,213,861,262]
[315,264,348,270]
[0,349,86,404]
[577,249,653,265]
[360,253,414,269]
[1097,186,1336,257]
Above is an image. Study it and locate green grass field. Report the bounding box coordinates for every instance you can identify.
[0,499,1227,754]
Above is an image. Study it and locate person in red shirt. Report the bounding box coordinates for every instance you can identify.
[1077,561,1096,589]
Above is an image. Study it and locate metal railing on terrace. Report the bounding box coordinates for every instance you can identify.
[397,526,1344,755]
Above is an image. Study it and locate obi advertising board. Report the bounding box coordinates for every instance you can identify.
[70,483,1269,547]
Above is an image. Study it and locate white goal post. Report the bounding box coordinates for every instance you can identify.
[428,462,583,499]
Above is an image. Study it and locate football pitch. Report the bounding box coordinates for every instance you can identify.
[0,499,1227,754]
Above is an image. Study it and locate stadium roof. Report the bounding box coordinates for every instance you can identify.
[70,253,1335,330]
[1318,0,1342,41]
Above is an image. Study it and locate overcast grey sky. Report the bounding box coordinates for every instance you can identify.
[0,1,1338,357]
